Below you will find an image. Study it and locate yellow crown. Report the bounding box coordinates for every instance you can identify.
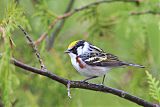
[68,40,80,49]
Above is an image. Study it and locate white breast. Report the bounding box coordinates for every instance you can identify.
[69,53,111,77]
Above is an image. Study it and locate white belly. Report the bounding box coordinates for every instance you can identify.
[70,54,110,77]
[77,64,110,77]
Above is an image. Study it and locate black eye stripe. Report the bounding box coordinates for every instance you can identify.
[70,48,77,55]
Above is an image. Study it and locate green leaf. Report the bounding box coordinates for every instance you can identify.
[146,70,160,103]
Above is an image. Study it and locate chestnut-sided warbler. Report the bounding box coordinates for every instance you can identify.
[65,40,144,84]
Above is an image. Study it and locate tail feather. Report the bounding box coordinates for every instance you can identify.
[121,62,145,68]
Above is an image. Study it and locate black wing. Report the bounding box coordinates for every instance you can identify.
[80,52,125,67]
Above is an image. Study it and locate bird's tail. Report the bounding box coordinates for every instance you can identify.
[121,62,145,68]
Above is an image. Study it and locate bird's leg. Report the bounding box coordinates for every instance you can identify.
[83,76,98,82]
[101,75,106,85]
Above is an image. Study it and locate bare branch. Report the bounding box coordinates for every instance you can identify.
[34,0,75,46]
[34,32,47,45]
[58,0,140,19]
[131,10,160,15]
[67,81,72,98]
[34,0,139,47]
[46,0,75,50]
[6,57,158,107]
[18,25,47,70]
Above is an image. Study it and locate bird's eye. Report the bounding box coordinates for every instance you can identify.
[70,47,78,55]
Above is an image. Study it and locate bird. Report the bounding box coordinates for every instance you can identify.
[65,40,145,84]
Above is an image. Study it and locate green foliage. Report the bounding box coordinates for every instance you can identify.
[1,1,30,32]
[146,70,160,103]
[33,0,57,31]
[0,0,160,107]
[0,39,12,107]
[0,1,30,107]
[79,5,115,37]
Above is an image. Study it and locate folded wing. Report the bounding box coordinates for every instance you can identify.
[80,52,125,67]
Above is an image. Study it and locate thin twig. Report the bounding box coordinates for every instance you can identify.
[34,32,47,45]
[34,0,139,46]
[0,26,15,49]
[67,80,72,98]
[18,25,47,70]
[57,0,139,20]
[4,57,158,107]
[46,0,75,50]
[34,0,75,46]
[34,18,59,45]
[0,27,7,42]
[131,10,160,15]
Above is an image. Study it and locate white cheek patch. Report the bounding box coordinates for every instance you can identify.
[76,42,90,55]
[82,42,90,54]
[77,46,83,55]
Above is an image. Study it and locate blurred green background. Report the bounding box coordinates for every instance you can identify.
[0,0,160,107]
